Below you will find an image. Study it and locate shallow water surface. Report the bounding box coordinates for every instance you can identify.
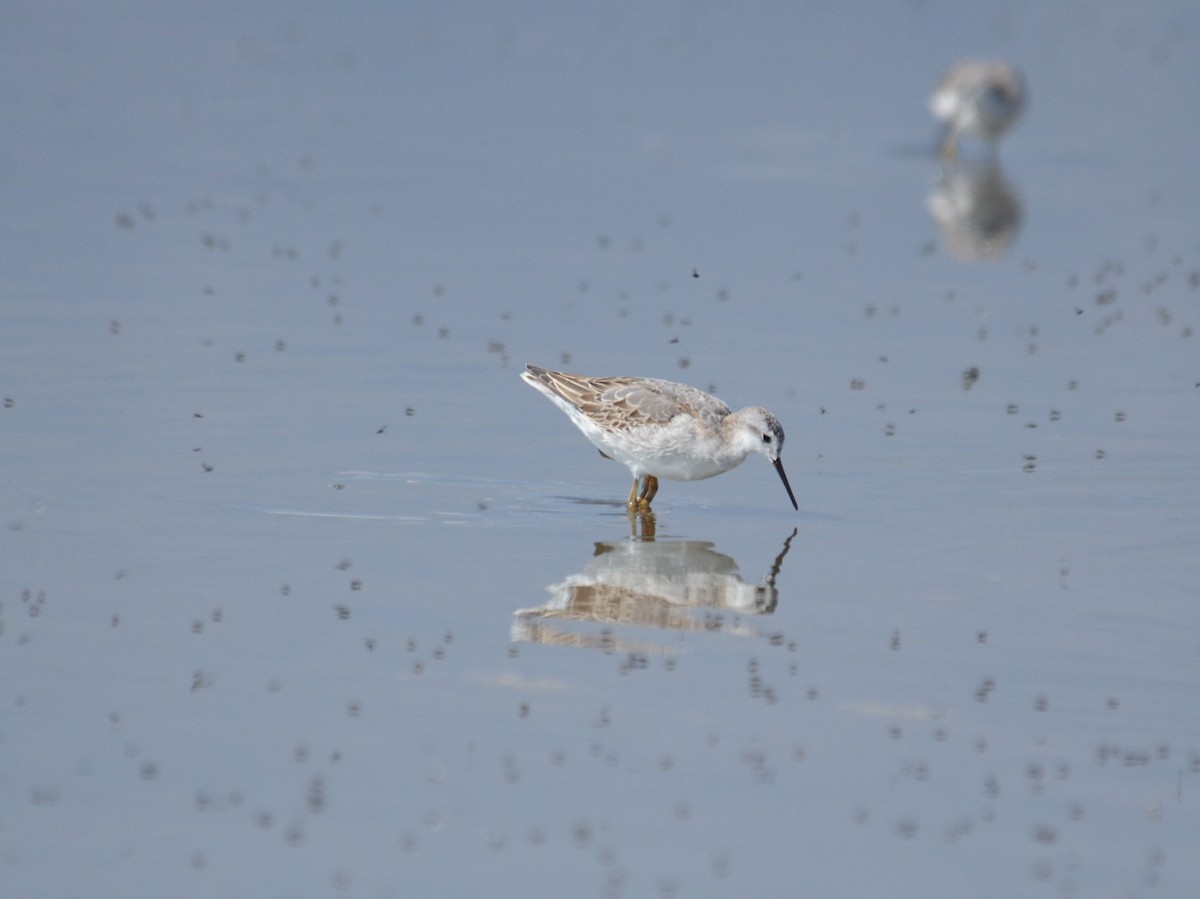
[2,3,1199,897]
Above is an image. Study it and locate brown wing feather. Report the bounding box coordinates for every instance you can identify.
[526,365,730,434]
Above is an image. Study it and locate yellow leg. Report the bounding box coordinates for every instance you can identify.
[624,472,662,508]
[638,475,659,507]
[626,475,660,510]
[627,475,659,510]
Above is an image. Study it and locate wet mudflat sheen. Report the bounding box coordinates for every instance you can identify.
[2,3,1198,897]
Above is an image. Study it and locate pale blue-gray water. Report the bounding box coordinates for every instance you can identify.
[2,3,1198,897]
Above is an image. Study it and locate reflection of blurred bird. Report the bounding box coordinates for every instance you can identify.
[521,365,798,511]
[927,161,1022,261]
[930,60,1025,159]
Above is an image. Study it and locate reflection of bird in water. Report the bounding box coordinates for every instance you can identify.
[927,161,1022,260]
[511,529,797,650]
[930,60,1025,159]
[521,365,798,511]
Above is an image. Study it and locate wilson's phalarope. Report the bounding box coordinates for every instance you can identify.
[930,59,1026,159]
[521,364,798,511]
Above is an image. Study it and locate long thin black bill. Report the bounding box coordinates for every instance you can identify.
[773,457,798,510]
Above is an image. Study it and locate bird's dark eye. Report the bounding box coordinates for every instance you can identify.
[762,433,772,444]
